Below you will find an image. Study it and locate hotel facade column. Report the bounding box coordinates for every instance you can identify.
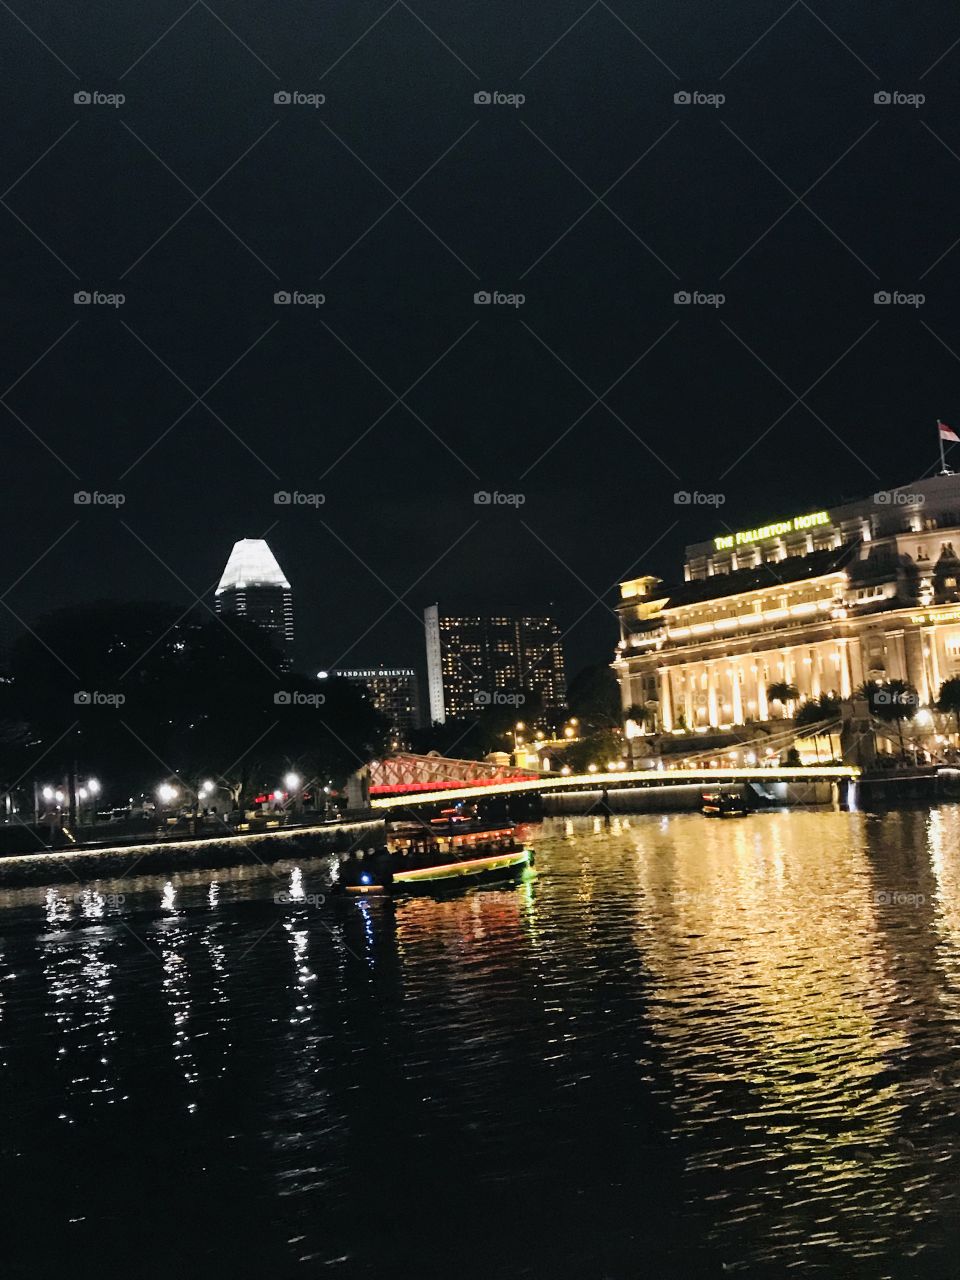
[659,668,674,733]
[756,661,768,720]
[730,663,743,724]
[707,664,719,728]
[810,646,822,699]
[925,627,942,703]
[837,639,852,699]
[903,627,928,703]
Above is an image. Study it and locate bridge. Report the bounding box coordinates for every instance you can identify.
[356,755,859,811]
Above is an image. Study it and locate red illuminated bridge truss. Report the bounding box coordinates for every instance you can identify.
[367,753,541,797]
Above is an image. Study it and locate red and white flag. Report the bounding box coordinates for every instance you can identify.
[939,420,960,442]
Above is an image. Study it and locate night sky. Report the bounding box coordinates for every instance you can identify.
[3,0,960,685]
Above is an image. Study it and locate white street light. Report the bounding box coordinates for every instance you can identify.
[199,780,215,797]
[42,786,54,801]
[87,778,101,795]
[284,771,301,792]
[157,783,179,805]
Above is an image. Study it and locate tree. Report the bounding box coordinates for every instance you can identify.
[767,681,799,715]
[936,677,960,737]
[567,662,621,732]
[0,601,389,810]
[867,679,919,758]
[794,694,841,728]
[795,695,841,762]
[557,727,624,774]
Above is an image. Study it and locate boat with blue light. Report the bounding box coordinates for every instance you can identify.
[336,806,535,894]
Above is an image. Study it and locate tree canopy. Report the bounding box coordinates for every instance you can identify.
[0,601,389,806]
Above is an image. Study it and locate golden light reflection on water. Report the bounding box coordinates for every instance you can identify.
[603,809,959,1267]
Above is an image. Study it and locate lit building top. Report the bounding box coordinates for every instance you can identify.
[215,538,291,594]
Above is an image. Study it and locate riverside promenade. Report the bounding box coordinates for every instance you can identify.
[0,819,384,889]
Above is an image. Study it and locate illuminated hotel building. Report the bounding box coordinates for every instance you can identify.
[335,668,420,744]
[425,605,567,724]
[215,538,294,656]
[615,475,960,747]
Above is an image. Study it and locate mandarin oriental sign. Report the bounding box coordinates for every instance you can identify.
[713,510,830,551]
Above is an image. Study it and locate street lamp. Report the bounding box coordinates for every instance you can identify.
[157,783,179,806]
[284,771,301,792]
[87,778,101,796]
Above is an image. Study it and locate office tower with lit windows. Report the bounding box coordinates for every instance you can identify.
[335,667,421,745]
[424,605,566,724]
[215,538,294,656]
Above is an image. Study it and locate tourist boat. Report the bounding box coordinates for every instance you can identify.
[338,806,535,894]
[701,789,749,818]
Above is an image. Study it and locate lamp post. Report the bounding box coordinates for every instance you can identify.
[156,783,179,830]
[284,771,302,818]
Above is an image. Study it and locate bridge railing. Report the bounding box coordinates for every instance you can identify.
[369,764,858,809]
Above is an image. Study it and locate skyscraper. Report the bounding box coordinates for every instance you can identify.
[334,668,421,745]
[215,538,294,655]
[424,605,566,724]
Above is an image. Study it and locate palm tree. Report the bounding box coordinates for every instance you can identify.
[936,677,960,738]
[869,679,919,758]
[795,694,841,761]
[794,694,841,726]
[767,681,799,717]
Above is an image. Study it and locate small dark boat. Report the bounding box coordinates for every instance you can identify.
[701,789,748,818]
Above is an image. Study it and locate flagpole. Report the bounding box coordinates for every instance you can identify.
[939,420,948,475]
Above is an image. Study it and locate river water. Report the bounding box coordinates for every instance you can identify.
[2,809,960,1278]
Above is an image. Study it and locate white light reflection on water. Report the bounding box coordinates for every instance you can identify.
[3,811,960,1276]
